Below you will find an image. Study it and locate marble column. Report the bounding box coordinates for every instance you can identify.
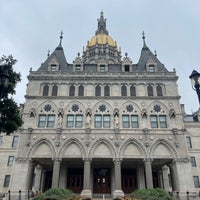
[52,159,61,188]
[162,165,170,191]
[81,158,92,198]
[144,158,153,189]
[113,158,124,199]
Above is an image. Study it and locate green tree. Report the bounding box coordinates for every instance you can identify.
[0,55,23,134]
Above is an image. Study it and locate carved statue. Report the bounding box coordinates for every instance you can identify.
[86,109,92,128]
[141,109,147,118]
[169,108,176,118]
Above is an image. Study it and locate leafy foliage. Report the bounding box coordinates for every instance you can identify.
[0,55,22,134]
[131,188,173,200]
[33,188,74,200]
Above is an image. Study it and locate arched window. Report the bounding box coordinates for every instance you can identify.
[147,85,153,96]
[69,85,75,96]
[95,85,101,96]
[52,85,58,96]
[121,85,127,96]
[156,85,163,96]
[130,85,136,96]
[104,85,110,96]
[43,85,49,96]
[78,85,84,96]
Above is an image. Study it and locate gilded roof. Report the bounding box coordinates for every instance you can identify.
[88,34,116,47]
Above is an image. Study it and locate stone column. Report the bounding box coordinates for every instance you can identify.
[137,166,145,189]
[144,158,153,189]
[113,158,124,199]
[81,158,92,199]
[26,160,36,190]
[162,165,170,191]
[168,161,179,192]
[34,165,43,192]
[52,159,61,188]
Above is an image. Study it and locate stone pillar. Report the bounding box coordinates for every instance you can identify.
[81,158,92,199]
[144,159,153,189]
[113,158,124,199]
[26,160,35,190]
[137,166,145,189]
[34,165,43,192]
[52,159,61,188]
[168,161,179,192]
[162,165,170,191]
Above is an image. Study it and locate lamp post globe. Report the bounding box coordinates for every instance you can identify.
[189,70,200,105]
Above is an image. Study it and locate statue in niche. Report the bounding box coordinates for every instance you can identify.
[86,109,92,128]
[113,108,119,129]
[29,108,36,118]
[141,109,147,118]
[169,108,176,118]
[57,109,64,128]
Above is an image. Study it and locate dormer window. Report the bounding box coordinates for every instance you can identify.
[124,65,130,72]
[75,65,81,71]
[51,64,57,71]
[149,65,155,72]
[100,65,106,72]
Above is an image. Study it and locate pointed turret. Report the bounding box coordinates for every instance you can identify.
[137,32,168,72]
[95,11,109,35]
[37,32,68,71]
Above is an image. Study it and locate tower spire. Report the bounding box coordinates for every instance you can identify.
[96,11,108,35]
[59,30,63,46]
[142,31,148,49]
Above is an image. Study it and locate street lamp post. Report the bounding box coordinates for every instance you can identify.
[189,70,200,105]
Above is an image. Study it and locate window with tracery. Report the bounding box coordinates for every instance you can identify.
[95,85,101,96]
[121,85,127,96]
[69,85,75,96]
[43,85,49,96]
[156,85,163,96]
[52,85,58,96]
[147,85,153,96]
[78,85,84,96]
[130,85,136,96]
[104,85,110,96]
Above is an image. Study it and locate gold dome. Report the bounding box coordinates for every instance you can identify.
[88,34,116,47]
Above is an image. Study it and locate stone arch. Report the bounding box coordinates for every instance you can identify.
[119,138,147,158]
[119,101,141,114]
[37,100,58,114]
[89,138,117,158]
[59,138,86,159]
[92,101,113,114]
[149,139,178,159]
[65,101,86,114]
[147,101,168,114]
[27,138,56,159]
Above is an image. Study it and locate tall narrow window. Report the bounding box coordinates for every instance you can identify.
[156,85,163,96]
[78,85,84,96]
[159,115,167,128]
[7,156,14,166]
[69,85,75,96]
[66,115,74,127]
[186,136,192,148]
[3,175,10,187]
[122,115,130,128]
[43,85,49,96]
[75,115,83,127]
[12,136,19,148]
[104,85,110,96]
[47,115,55,127]
[103,115,110,128]
[193,176,200,188]
[191,157,197,167]
[131,115,139,128]
[147,85,153,96]
[150,115,158,128]
[130,85,136,96]
[95,85,101,96]
[121,85,127,96]
[94,115,102,128]
[52,85,58,96]
[38,115,46,127]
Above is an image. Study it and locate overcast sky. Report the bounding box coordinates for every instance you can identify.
[1,0,200,114]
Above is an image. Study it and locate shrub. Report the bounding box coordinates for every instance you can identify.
[33,188,73,200]
[131,188,173,200]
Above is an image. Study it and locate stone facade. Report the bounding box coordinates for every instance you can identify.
[0,12,200,200]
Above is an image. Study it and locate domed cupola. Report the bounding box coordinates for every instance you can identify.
[82,12,121,64]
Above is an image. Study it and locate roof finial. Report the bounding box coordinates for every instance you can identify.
[96,11,108,35]
[142,31,148,49]
[59,30,63,46]
[47,49,50,57]
[154,50,157,57]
